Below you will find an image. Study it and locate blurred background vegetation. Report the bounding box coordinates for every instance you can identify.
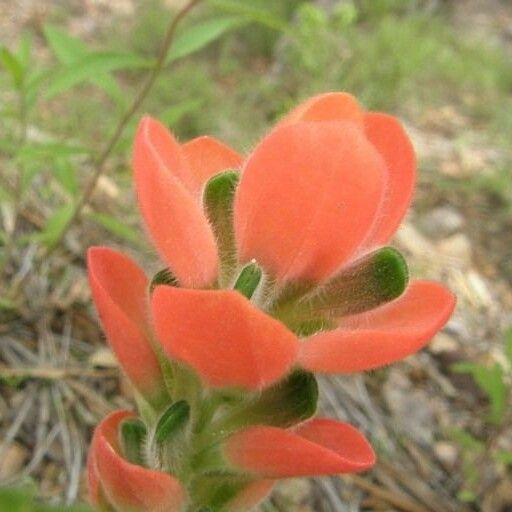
[0,0,511,510]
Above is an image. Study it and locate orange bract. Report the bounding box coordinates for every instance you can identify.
[151,286,299,390]
[234,120,386,282]
[225,418,375,478]
[87,247,167,406]
[89,411,186,512]
[299,280,456,373]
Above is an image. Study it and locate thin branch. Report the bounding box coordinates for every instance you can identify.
[44,0,204,256]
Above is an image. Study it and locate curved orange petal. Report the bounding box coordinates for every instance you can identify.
[225,418,375,478]
[299,280,456,373]
[278,92,364,127]
[87,247,167,406]
[234,121,386,283]
[182,135,243,195]
[225,480,275,511]
[91,410,186,512]
[363,113,416,247]
[133,117,219,288]
[151,287,299,390]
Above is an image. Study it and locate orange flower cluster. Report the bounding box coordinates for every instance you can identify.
[87,93,455,511]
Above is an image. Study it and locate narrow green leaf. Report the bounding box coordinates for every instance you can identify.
[167,17,244,64]
[45,52,152,99]
[36,203,75,248]
[233,263,262,299]
[53,159,79,197]
[159,99,205,127]
[208,0,290,32]
[452,362,507,425]
[504,327,512,366]
[0,47,24,88]
[305,247,409,316]
[43,25,126,106]
[44,24,88,64]
[155,400,190,444]
[494,450,512,466]
[215,370,318,431]
[17,32,32,69]
[88,212,140,245]
[203,171,239,285]
[150,268,180,293]
[120,418,147,466]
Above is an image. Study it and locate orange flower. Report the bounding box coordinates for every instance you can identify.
[87,92,455,511]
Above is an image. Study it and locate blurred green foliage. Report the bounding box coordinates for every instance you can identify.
[450,327,512,502]
[0,484,92,511]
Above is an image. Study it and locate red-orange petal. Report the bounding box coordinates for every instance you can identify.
[278,92,364,127]
[151,287,299,390]
[225,418,375,478]
[91,410,186,512]
[181,135,243,195]
[87,247,167,406]
[362,113,416,247]
[234,121,386,283]
[299,280,456,373]
[133,117,219,288]
[225,480,276,511]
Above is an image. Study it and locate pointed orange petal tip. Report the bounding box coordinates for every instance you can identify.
[91,410,186,512]
[299,280,456,373]
[182,135,243,194]
[225,418,375,478]
[87,247,167,406]
[362,112,416,247]
[151,286,299,390]
[133,117,219,288]
[234,120,386,283]
[278,92,364,127]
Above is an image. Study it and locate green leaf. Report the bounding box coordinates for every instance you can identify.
[150,268,180,293]
[452,362,507,425]
[273,247,408,332]
[43,25,126,106]
[52,159,79,197]
[120,418,147,466]
[203,171,240,285]
[233,263,262,299]
[87,212,140,245]
[167,17,244,64]
[44,24,88,64]
[159,99,205,127]
[504,327,512,366]
[208,0,290,32]
[0,47,24,88]
[215,370,319,431]
[449,428,484,452]
[36,203,75,248]
[494,450,512,466]
[17,32,33,69]
[45,52,152,99]
[16,142,89,161]
[155,400,190,444]
[0,484,93,511]
[307,246,409,316]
